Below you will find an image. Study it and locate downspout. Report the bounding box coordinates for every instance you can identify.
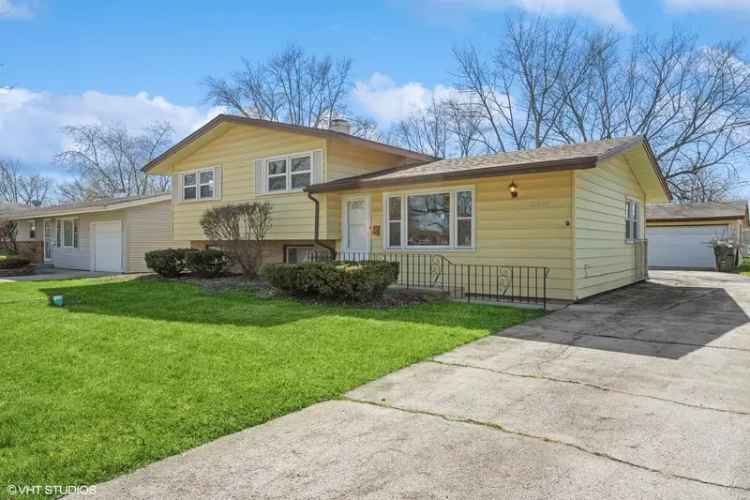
[306,191,336,259]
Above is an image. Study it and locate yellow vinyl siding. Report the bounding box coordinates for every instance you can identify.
[334,172,575,301]
[326,140,408,179]
[168,125,409,242]
[574,155,646,299]
[170,125,325,241]
[125,200,189,273]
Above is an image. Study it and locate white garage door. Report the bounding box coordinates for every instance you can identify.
[93,221,123,272]
[647,225,728,269]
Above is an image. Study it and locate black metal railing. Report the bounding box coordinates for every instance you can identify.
[307,250,550,309]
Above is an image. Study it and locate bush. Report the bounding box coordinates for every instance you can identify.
[145,248,190,277]
[185,248,228,278]
[0,255,31,269]
[262,260,399,302]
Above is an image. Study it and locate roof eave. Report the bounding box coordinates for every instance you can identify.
[647,216,745,224]
[306,157,598,193]
[142,114,435,174]
[9,194,172,220]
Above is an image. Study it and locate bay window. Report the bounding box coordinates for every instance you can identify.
[385,188,474,250]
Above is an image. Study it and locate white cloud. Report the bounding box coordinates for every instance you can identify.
[0,87,223,169]
[664,0,750,11]
[0,0,34,19]
[353,72,458,124]
[424,0,632,30]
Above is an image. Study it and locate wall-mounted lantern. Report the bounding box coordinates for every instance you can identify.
[509,181,518,199]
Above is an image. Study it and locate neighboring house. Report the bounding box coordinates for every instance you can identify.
[646,201,749,270]
[144,115,670,301]
[11,194,187,273]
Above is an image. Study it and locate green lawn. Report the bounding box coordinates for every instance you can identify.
[740,258,750,276]
[0,276,541,497]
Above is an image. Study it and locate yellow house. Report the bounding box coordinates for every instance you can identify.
[144,115,671,302]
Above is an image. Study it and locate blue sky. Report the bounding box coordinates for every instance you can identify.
[2,0,750,191]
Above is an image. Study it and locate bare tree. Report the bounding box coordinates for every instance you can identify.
[452,16,750,201]
[56,122,174,201]
[205,44,357,132]
[0,159,53,206]
[391,97,450,158]
[673,168,745,202]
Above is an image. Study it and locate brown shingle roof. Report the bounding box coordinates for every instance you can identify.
[142,114,435,173]
[647,201,749,222]
[10,193,171,220]
[306,136,654,193]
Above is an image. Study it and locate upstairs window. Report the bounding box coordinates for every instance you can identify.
[267,159,288,192]
[266,153,312,193]
[625,199,641,242]
[181,167,218,201]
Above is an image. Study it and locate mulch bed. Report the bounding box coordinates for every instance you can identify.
[0,265,36,277]
[139,273,448,308]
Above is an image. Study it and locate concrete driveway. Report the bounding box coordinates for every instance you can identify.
[75,271,750,500]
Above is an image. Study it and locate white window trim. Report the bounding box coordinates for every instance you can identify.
[61,217,79,249]
[625,197,643,243]
[341,194,372,253]
[259,151,316,195]
[383,186,476,251]
[180,166,218,202]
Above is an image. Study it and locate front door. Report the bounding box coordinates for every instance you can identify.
[343,196,370,257]
[43,220,54,262]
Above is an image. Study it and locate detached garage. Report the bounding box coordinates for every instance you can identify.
[646,201,749,270]
[12,194,189,273]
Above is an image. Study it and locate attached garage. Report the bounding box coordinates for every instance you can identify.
[12,194,189,273]
[646,201,749,270]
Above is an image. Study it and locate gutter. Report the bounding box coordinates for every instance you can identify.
[306,157,598,194]
[306,192,336,259]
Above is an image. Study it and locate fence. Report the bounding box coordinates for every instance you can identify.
[308,250,550,309]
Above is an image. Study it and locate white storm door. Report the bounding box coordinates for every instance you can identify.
[342,196,370,256]
[93,221,123,272]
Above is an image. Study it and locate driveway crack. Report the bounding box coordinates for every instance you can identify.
[342,396,750,493]
[428,359,750,417]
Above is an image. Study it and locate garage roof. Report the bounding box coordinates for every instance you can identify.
[647,200,749,223]
[8,193,172,221]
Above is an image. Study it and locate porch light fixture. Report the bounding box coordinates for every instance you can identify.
[509,181,518,198]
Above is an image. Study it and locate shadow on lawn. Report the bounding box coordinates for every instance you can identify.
[38,277,537,331]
